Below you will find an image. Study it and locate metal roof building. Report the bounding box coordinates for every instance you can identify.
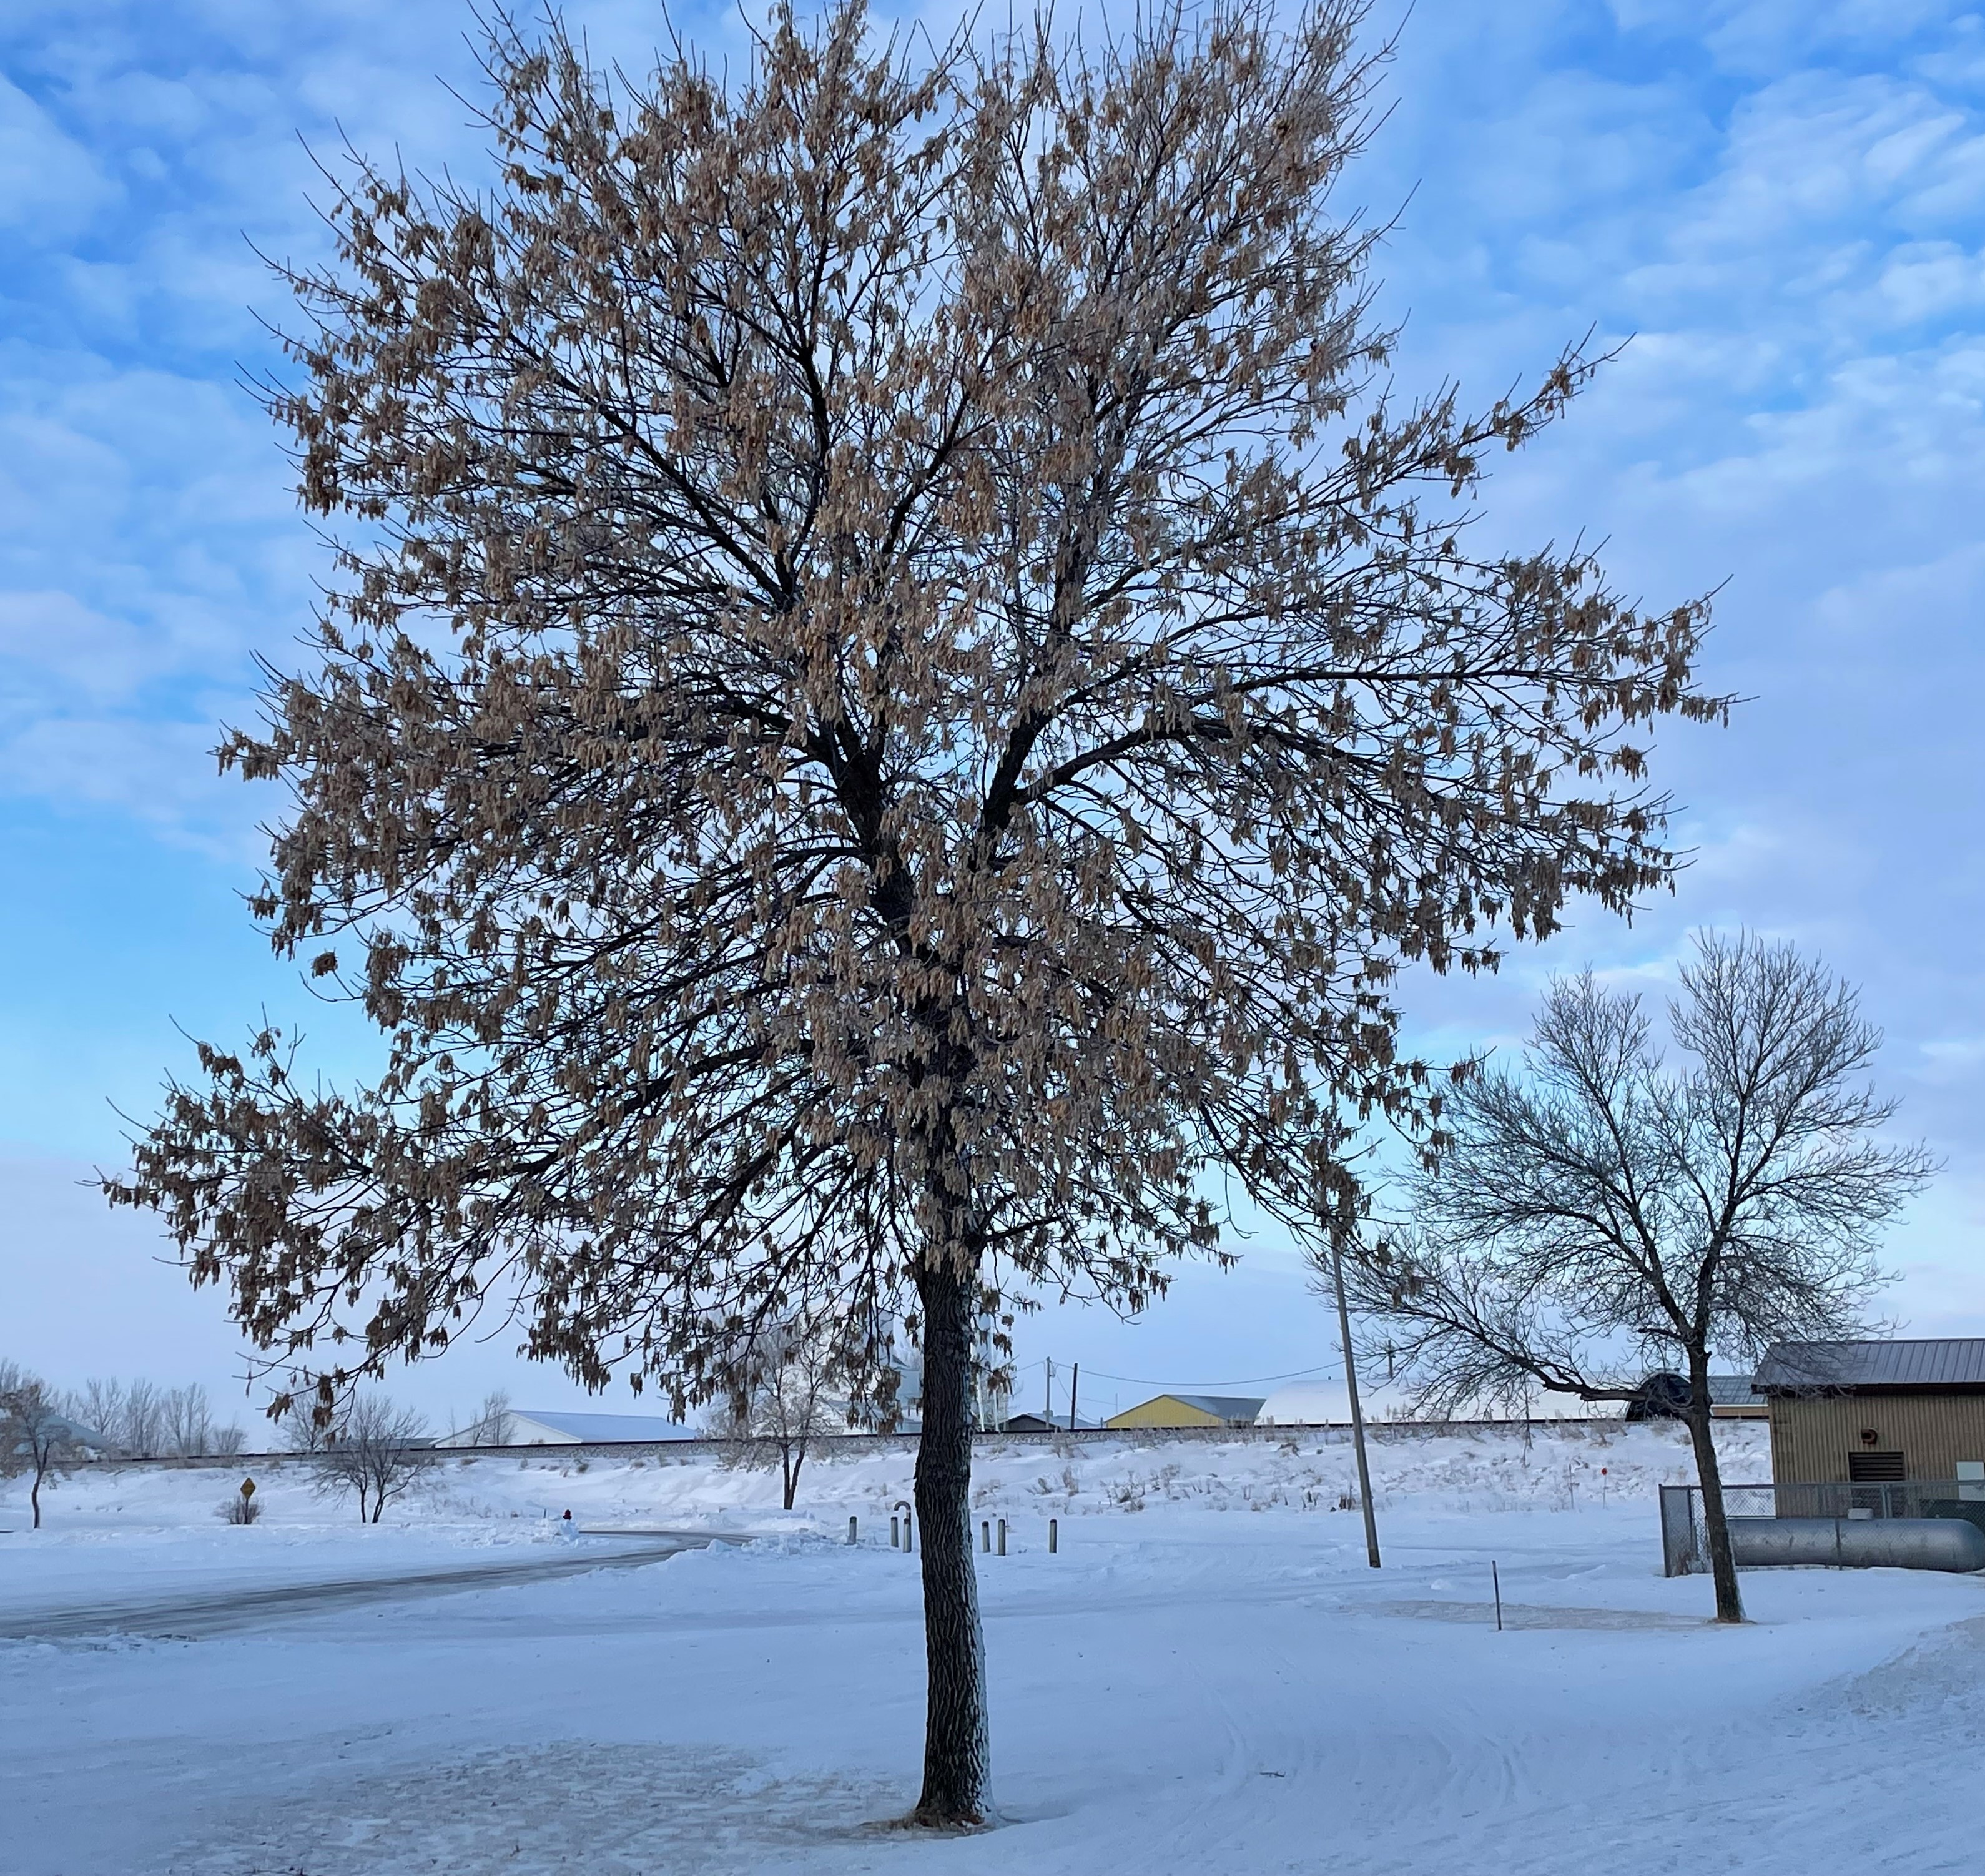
[1706,1375,1765,1419]
[435,1409,701,1448]
[1756,1340,1985,1392]
[1755,1339,1985,1484]
[1103,1393,1265,1430]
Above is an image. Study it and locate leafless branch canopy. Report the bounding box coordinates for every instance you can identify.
[309,1393,435,1522]
[1352,932,1933,1416]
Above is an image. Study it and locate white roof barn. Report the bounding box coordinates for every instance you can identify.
[1255,1377,1597,1425]
[436,1409,700,1448]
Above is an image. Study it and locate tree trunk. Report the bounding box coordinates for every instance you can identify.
[1685,1353,1744,1623]
[31,1461,44,1530]
[909,1257,990,1825]
[782,1442,801,1511]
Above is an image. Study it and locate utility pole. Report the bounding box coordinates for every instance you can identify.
[1043,1356,1054,1423]
[1330,1190,1381,1569]
[1068,1363,1080,1432]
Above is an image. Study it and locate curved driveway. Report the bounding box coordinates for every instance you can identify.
[0,1532,733,1641]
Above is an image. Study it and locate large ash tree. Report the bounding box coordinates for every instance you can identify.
[112,1,1720,1822]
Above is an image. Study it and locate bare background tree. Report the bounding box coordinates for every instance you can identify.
[1351,931,1932,1622]
[163,1383,213,1459]
[465,1390,513,1446]
[65,1377,246,1458]
[309,1394,434,1523]
[711,1323,844,1509]
[1,1365,96,1529]
[109,1,1721,1820]
[282,1401,333,1453]
[72,1378,159,1456]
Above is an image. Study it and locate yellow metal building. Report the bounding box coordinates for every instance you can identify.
[1104,1393,1264,1430]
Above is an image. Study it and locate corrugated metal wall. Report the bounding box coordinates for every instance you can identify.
[1104,1396,1229,1429]
[1768,1393,1985,1481]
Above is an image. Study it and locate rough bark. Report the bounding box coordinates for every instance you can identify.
[910,1258,989,1825]
[1686,1354,1744,1623]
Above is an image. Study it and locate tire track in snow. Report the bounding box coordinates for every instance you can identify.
[0,1536,724,1639]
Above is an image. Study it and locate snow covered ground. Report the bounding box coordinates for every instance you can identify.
[6,1420,1983,1874]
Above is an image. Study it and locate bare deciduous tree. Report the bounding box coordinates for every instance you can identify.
[164,1385,216,1458]
[470,1390,513,1447]
[310,1395,434,1523]
[72,1378,131,1454]
[70,1376,245,1458]
[1352,932,1933,1622]
[711,1323,844,1509]
[1,1370,92,1529]
[71,1376,168,1458]
[120,1378,167,1458]
[282,1401,333,1453]
[107,2,1721,1819]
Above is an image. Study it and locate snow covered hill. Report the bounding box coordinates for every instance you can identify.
[2,1416,1770,1538]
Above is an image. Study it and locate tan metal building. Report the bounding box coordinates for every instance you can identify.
[1755,1340,1985,1484]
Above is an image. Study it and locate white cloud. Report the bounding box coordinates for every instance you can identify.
[1919,1037,1985,1082]
[0,72,116,239]
[1,0,1984,1353]
[0,711,269,861]
[0,589,164,704]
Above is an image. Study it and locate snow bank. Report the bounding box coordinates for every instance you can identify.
[0,1418,1765,1547]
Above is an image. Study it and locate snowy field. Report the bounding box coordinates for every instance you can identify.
[6,1419,1984,1875]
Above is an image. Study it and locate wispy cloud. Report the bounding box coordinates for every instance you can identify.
[2,0,1984,1378]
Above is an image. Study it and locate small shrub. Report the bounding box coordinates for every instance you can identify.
[1108,1476,1146,1512]
[220,1494,261,1524]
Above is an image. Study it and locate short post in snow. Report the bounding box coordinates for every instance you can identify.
[890,1514,900,1549]
[981,1519,990,1553]
[1049,1517,1058,1554]
[847,1515,858,1546]
[1491,1560,1504,1632]
[997,1517,1007,1556]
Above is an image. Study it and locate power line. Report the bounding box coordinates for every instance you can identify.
[1010,1359,1342,1390]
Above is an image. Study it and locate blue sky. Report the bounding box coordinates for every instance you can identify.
[3,0,1984,1429]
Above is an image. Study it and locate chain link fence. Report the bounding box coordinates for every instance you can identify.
[1660,1481,1985,1576]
